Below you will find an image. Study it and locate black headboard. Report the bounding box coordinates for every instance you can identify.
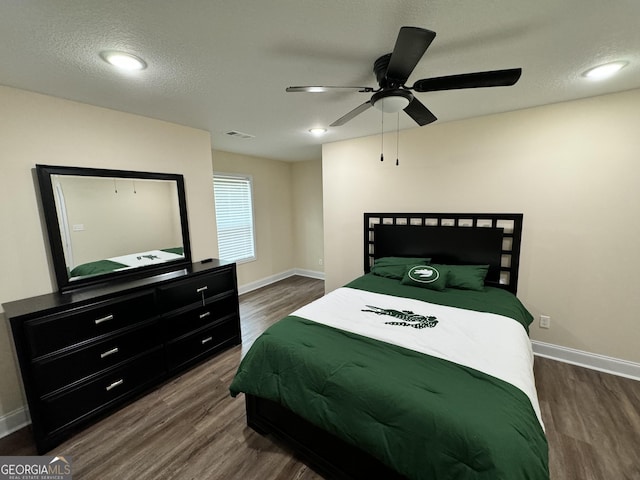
[364,213,523,294]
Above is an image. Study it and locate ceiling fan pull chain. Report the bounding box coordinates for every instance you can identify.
[380,102,384,162]
[396,112,400,166]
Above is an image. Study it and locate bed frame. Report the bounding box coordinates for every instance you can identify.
[364,212,523,294]
[245,212,524,479]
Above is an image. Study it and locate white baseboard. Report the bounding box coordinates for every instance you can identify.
[292,268,325,280]
[0,406,30,439]
[238,269,324,296]
[532,340,640,381]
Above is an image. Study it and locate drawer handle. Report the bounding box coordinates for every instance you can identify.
[100,347,119,359]
[197,286,208,307]
[95,314,114,325]
[199,311,211,319]
[201,336,213,345]
[106,379,124,391]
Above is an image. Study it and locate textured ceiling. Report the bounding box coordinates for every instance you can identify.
[1,1,639,162]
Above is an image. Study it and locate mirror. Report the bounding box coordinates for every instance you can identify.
[36,164,192,292]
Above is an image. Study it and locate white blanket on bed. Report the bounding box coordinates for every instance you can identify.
[292,287,544,430]
[109,249,183,267]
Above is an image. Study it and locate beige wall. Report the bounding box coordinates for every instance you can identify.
[212,152,324,288]
[322,88,640,364]
[0,86,216,419]
[212,150,294,287]
[292,160,324,272]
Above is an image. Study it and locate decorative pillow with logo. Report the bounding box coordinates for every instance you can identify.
[401,264,448,291]
[371,257,431,280]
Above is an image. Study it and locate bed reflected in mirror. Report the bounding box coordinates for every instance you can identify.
[37,165,192,292]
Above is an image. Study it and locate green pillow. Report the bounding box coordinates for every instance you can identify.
[371,257,431,280]
[401,264,448,291]
[433,264,489,291]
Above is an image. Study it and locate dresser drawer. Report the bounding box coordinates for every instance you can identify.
[24,292,156,359]
[40,349,164,435]
[166,318,239,371]
[158,267,235,312]
[31,321,161,396]
[165,294,238,340]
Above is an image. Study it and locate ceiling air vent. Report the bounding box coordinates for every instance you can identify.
[225,130,255,139]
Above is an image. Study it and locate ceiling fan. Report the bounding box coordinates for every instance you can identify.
[287,26,522,127]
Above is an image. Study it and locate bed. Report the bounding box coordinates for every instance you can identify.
[68,247,184,278]
[229,213,548,480]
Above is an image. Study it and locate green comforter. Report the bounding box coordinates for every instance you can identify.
[230,275,548,479]
[69,259,127,277]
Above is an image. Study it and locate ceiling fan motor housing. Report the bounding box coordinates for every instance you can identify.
[374,54,394,87]
[372,53,413,112]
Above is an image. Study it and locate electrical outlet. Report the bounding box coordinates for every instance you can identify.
[539,315,551,329]
[318,258,323,266]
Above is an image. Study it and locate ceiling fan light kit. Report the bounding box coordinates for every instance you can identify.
[372,89,412,113]
[287,26,522,128]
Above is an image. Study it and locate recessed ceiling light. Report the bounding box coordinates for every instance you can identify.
[308,128,327,136]
[582,61,628,80]
[100,51,147,71]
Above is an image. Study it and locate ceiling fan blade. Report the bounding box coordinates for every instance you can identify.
[330,101,373,127]
[386,27,436,84]
[412,68,522,92]
[286,86,374,93]
[403,98,437,126]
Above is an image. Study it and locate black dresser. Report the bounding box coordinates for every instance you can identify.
[3,260,240,454]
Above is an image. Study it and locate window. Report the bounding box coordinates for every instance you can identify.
[213,173,256,263]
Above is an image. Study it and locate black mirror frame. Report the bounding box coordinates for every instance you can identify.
[36,164,192,293]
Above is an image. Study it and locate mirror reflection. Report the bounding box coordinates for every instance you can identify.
[50,174,185,281]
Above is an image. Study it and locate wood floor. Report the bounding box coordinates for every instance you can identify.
[2,275,639,479]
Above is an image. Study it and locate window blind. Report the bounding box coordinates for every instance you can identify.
[213,174,256,262]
